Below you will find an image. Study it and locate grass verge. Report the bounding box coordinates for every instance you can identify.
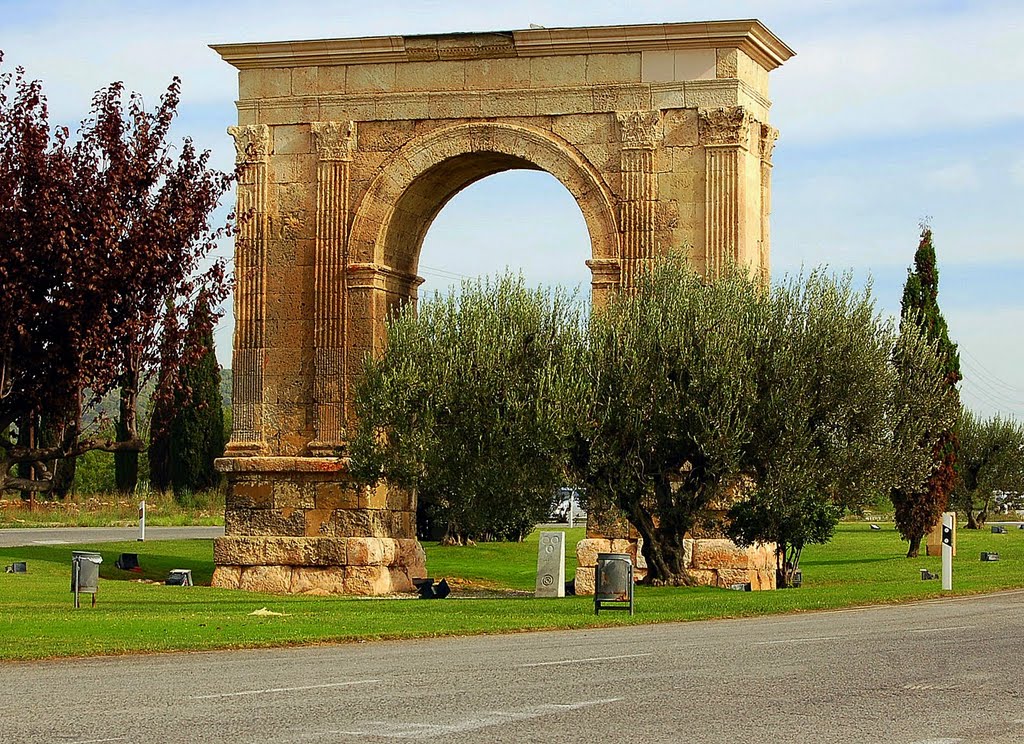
[1,523,1022,661]
[0,489,224,529]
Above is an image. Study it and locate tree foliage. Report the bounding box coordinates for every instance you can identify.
[0,53,232,495]
[581,260,762,583]
[727,272,956,585]
[891,225,962,556]
[350,275,586,543]
[149,293,225,497]
[954,410,1024,528]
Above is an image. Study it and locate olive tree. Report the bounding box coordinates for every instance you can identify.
[580,259,763,584]
[954,410,1024,528]
[349,274,585,544]
[727,272,957,585]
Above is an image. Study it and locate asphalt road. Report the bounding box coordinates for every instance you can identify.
[0,525,223,547]
[2,591,1023,743]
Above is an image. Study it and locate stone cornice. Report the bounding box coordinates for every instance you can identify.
[211,19,794,71]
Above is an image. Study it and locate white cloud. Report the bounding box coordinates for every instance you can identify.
[772,3,1024,145]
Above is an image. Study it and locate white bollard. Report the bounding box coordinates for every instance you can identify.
[138,500,146,542]
[941,512,953,591]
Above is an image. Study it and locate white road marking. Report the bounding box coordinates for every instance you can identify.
[908,625,976,634]
[31,539,69,544]
[909,739,963,744]
[516,653,652,668]
[754,636,845,646]
[192,679,379,700]
[74,738,128,743]
[327,698,623,739]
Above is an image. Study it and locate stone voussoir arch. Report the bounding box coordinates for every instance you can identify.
[348,120,621,275]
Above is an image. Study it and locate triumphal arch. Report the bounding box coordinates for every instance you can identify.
[211,20,794,594]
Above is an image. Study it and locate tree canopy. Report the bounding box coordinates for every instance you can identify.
[891,225,962,556]
[350,275,586,543]
[954,409,1024,528]
[0,53,232,495]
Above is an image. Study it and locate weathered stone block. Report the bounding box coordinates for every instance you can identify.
[750,568,776,591]
[314,482,360,510]
[225,508,307,537]
[397,539,427,576]
[359,483,389,509]
[211,565,242,589]
[715,568,751,588]
[239,565,293,593]
[574,566,595,595]
[345,565,392,595]
[380,538,398,566]
[348,536,385,565]
[691,539,751,570]
[273,480,315,509]
[576,538,612,567]
[290,566,345,595]
[214,536,347,566]
[228,481,275,510]
[389,567,415,593]
[684,568,718,587]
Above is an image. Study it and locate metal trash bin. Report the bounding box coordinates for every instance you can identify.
[71,551,103,608]
[166,569,193,586]
[594,552,634,616]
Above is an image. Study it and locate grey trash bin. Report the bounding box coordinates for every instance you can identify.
[71,551,103,608]
[594,552,634,616]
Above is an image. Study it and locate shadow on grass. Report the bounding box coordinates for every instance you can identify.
[803,555,899,567]
[1,542,215,585]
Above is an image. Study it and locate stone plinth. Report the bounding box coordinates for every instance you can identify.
[574,536,775,593]
[213,457,425,595]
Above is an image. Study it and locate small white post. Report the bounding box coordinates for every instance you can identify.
[941,511,953,591]
[568,494,575,529]
[138,500,146,542]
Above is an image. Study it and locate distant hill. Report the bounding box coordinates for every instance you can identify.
[84,367,232,429]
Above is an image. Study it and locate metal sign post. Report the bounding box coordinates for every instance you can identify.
[138,501,146,542]
[941,512,953,591]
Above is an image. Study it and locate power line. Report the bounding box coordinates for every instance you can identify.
[962,348,1024,393]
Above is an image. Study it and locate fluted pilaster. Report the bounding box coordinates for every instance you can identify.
[616,111,661,288]
[226,124,270,452]
[310,121,356,453]
[699,107,751,277]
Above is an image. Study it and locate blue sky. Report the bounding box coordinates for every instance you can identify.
[2,0,1022,418]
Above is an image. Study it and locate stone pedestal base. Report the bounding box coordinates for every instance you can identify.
[214,456,425,595]
[574,537,776,593]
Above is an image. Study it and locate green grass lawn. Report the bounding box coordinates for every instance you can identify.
[1,522,1022,661]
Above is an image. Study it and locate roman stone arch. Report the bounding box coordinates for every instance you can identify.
[349,120,619,270]
[210,20,794,595]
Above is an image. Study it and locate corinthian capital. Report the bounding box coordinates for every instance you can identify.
[228,124,270,165]
[698,107,751,147]
[312,121,357,161]
[616,111,662,149]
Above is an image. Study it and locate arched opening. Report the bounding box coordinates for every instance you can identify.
[417,169,593,298]
[347,121,621,304]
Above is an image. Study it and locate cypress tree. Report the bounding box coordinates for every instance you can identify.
[148,302,178,492]
[892,225,962,556]
[169,293,225,497]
